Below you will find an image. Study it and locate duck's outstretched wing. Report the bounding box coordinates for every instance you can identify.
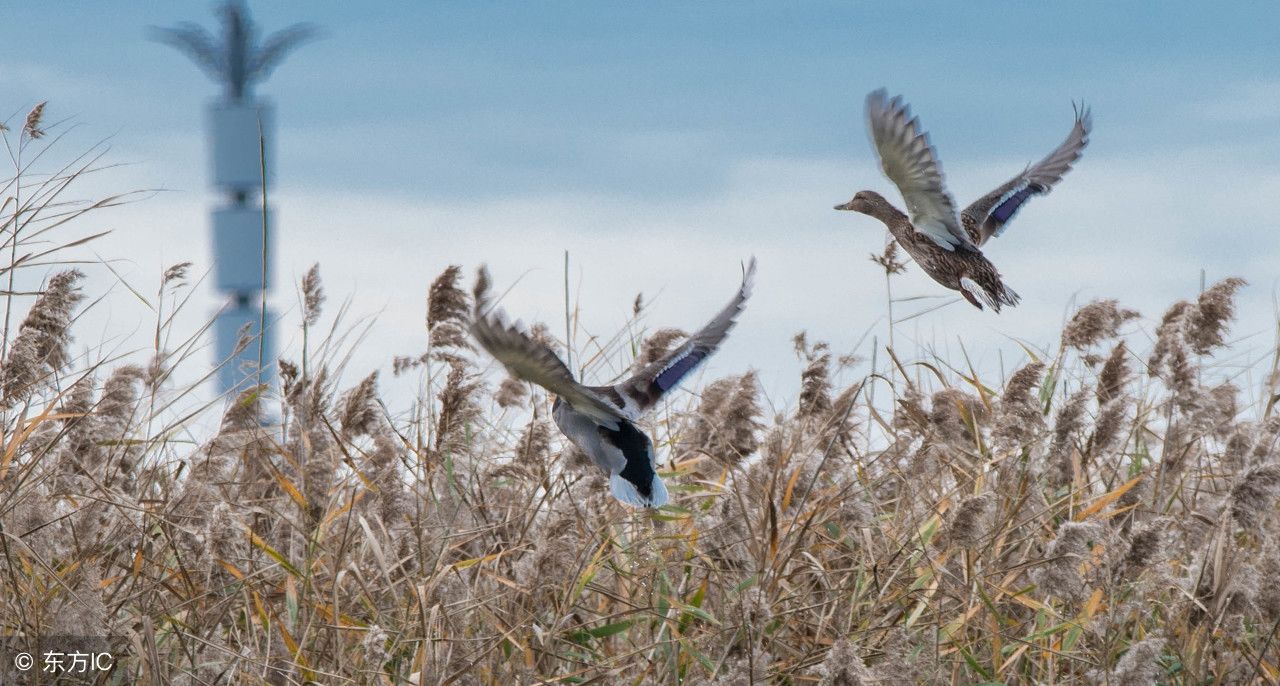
[471,312,622,428]
[866,89,978,253]
[961,103,1092,246]
[603,258,756,418]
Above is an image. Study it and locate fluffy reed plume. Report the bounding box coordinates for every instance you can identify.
[427,264,471,350]
[1258,544,1280,620]
[514,414,553,466]
[493,374,527,408]
[635,327,688,371]
[1089,637,1167,686]
[162,260,192,285]
[945,493,992,549]
[1049,389,1089,485]
[930,388,986,445]
[1229,463,1280,530]
[1,269,85,403]
[97,364,146,483]
[301,262,325,326]
[1250,414,1280,466]
[994,361,1046,450]
[1120,518,1168,576]
[815,639,876,685]
[1033,521,1102,601]
[1061,298,1139,350]
[338,370,380,437]
[1096,342,1131,404]
[1148,301,1191,377]
[1113,475,1148,535]
[432,356,482,460]
[23,100,47,139]
[825,381,862,446]
[1188,277,1246,354]
[684,371,763,469]
[870,240,907,275]
[795,332,832,420]
[395,265,476,374]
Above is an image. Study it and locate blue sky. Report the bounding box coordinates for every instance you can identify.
[4,2,1280,412]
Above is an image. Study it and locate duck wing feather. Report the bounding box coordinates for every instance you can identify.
[471,312,622,428]
[866,89,979,253]
[961,104,1092,245]
[603,258,756,417]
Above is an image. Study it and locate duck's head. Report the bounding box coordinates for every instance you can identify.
[834,190,887,215]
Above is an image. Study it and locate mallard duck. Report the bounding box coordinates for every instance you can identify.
[471,258,756,508]
[836,89,1091,311]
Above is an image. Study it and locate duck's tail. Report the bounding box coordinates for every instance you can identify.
[960,276,1020,312]
[998,282,1021,308]
[609,471,669,509]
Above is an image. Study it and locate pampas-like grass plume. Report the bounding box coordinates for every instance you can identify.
[870,240,907,275]
[23,100,47,139]
[1061,298,1139,350]
[815,639,877,685]
[634,328,688,371]
[1188,277,1246,354]
[1033,521,1102,601]
[994,361,1046,451]
[1229,462,1280,530]
[338,370,380,437]
[946,493,992,549]
[684,371,763,469]
[795,332,833,421]
[301,262,325,327]
[1,269,85,403]
[1089,637,1167,686]
[427,264,471,351]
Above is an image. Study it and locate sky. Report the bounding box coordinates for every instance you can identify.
[3,1,1280,418]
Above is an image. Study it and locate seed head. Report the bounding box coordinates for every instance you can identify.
[23,101,47,139]
[301,263,324,327]
[1061,299,1139,350]
[1187,277,1246,354]
[1,269,86,403]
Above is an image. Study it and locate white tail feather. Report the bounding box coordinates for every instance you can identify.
[959,277,1000,310]
[609,472,669,509]
[1001,284,1021,306]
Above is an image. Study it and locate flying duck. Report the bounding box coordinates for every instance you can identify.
[836,89,1092,311]
[471,258,756,508]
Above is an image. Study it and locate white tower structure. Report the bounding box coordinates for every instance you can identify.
[152,1,315,394]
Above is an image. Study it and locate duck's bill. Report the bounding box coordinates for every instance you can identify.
[834,201,855,211]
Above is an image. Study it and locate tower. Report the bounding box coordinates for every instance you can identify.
[152,1,315,394]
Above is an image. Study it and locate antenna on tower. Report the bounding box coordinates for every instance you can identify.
[151,2,318,396]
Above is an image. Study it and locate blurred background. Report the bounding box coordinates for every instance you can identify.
[4,0,1279,411]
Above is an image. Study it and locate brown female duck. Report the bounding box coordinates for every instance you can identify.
[836,89,1092,311]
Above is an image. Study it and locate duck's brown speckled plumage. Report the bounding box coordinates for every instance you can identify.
[853,191,1013,310]
[837,89,1092,312]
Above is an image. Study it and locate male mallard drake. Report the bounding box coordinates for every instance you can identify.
[471,258,756,508]
[836,89,1092,311]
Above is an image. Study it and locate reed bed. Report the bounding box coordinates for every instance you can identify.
[3,106,1280,685]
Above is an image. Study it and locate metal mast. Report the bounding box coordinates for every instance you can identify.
[152,1,315,394]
